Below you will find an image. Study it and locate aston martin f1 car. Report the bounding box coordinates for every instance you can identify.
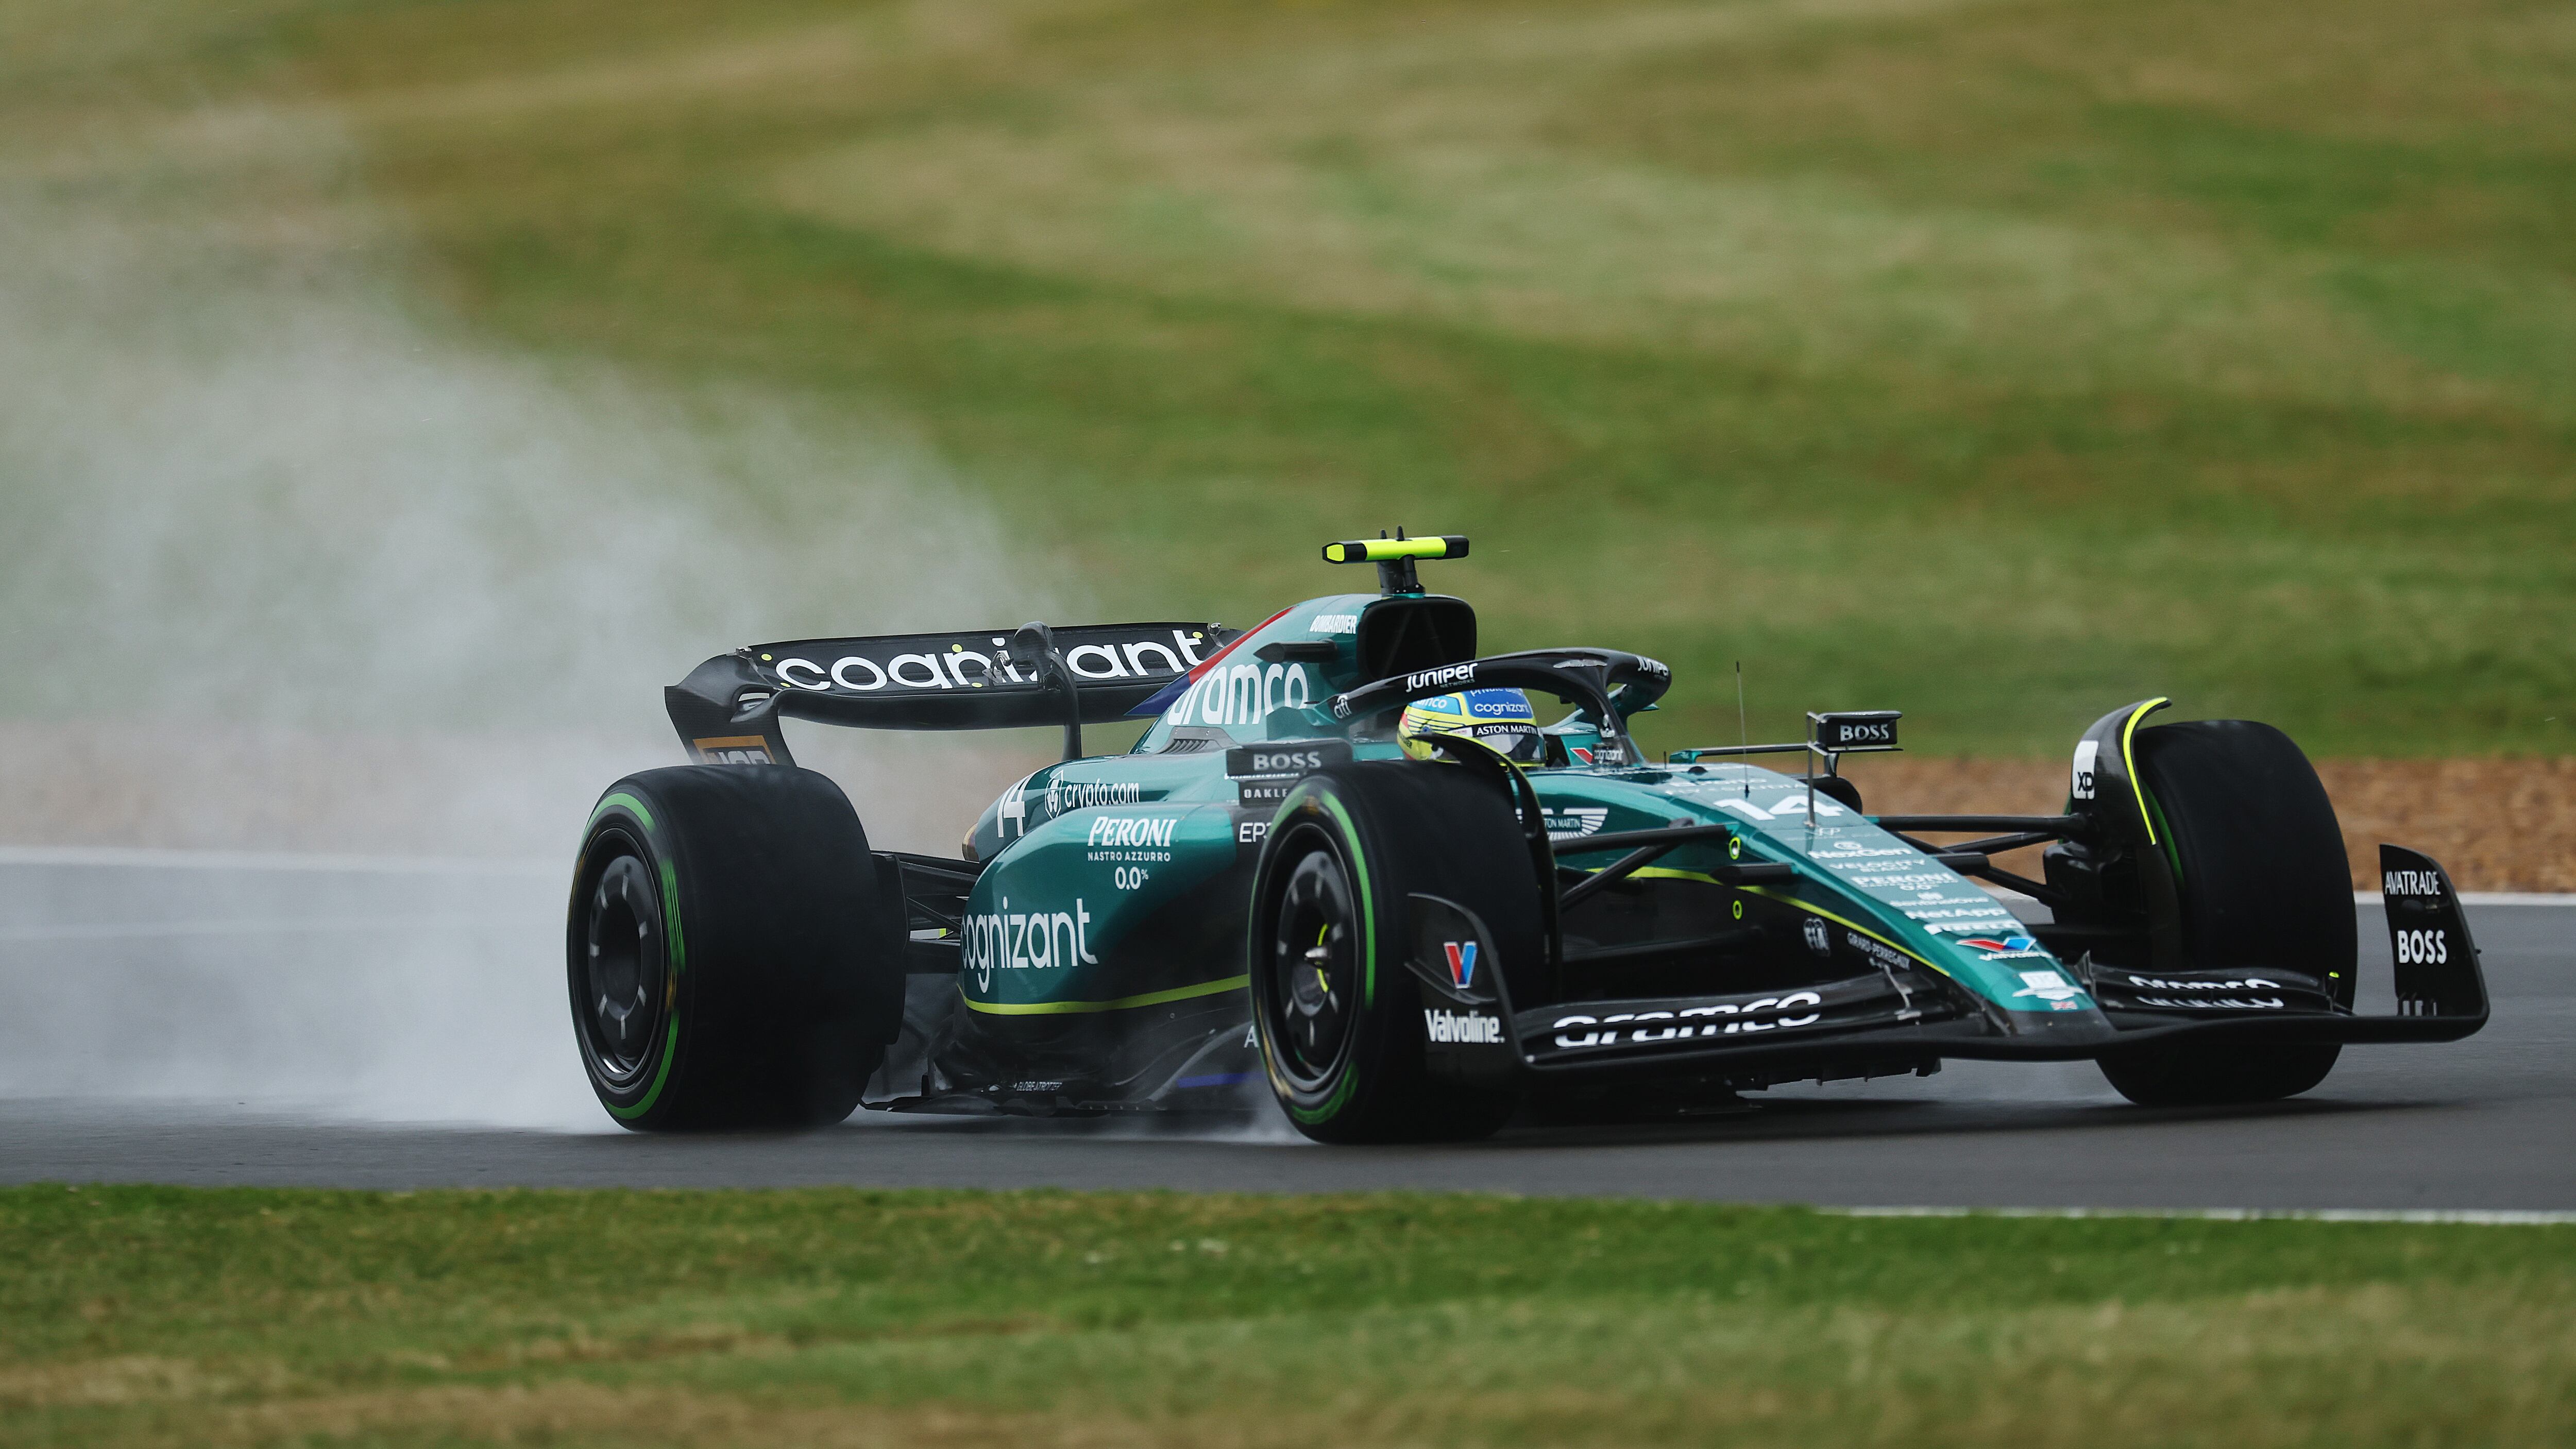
[567,534,2488,1140]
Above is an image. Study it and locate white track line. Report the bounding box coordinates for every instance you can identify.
[1828,1206,2576,1224]
[0,845,556,878]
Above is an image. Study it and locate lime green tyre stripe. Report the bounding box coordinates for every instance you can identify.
[1308,791,1374,1126]
[1270,785,1370,1128]
[1291,1064,1362,1126]
[607,859,690,1121]
[573,792,684,1122]
[586,792,657,836]
[1319,794,1376,1010]
[607,1014,682,1121]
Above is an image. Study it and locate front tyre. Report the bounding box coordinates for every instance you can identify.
[568,766,904,1131]
[2097,720,2350,1107]
[1249,761,1534,1144]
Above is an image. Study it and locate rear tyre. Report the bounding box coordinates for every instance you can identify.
[568,766,904,1131]
[2096,720,2349,1107]
[1249,761,1535,1144]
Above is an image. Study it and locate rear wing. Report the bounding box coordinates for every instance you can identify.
[666,622,1235,766]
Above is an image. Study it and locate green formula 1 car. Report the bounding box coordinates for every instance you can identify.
[567,534,2488,1140]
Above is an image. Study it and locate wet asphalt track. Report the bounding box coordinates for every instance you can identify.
[2,849,2568,1208]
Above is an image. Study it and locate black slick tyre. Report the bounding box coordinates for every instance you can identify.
[2097,720,2351,1107]
[567,766,904,1131]
[1249,760,1534,1144]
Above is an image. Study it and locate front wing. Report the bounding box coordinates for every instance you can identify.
[1408,843,2488,1087]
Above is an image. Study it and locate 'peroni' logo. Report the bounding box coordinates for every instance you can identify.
[1085,815,1179,849]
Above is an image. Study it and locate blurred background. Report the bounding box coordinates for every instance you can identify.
[3,0,2570,883]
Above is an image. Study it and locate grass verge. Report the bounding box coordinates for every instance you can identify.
[6,0,2572,755]
[6,1185,2573,1447]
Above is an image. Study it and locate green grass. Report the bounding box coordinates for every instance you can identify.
[5,0,2573,754]
[6,1186,2573,1447]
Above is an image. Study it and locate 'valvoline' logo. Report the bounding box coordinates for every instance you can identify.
[1444,940,1478,988]
[1961,934,2042,956]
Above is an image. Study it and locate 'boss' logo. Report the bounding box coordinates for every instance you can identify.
[1814,712,1900,751]
[2395,928,2449,965]
[1250,749,1325,772]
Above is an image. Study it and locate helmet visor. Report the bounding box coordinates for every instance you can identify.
[1453,720,1547,766]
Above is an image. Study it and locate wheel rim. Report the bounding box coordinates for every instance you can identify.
[1269,836,1360,1086]
[580,840,665,1084]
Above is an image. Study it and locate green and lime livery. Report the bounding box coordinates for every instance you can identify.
[612,532,2488,1132]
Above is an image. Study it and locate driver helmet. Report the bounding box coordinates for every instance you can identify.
[1400,688,1546,767]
